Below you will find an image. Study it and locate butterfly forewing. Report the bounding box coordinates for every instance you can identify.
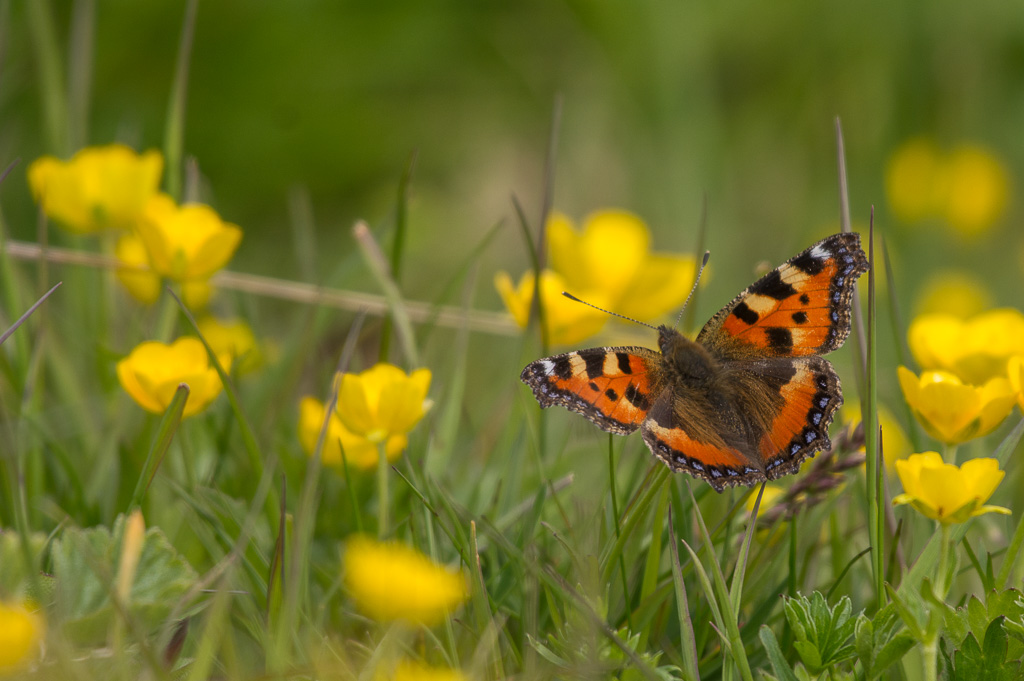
[697,232,869,359]
[521,347,661,435]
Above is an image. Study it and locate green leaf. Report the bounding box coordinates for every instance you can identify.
[781,592,860,674]
[51,514,199,645]
[758,626,800,681]
[949,618,1023,681]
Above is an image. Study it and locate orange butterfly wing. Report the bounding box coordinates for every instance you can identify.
[697,232,868,359]
[521,347,662,435]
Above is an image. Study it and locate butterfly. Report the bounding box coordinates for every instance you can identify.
[520,232,869,492]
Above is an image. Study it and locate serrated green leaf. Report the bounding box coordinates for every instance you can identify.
[758,626,800,681]
[51,514,199,646]
[869,631,916,679]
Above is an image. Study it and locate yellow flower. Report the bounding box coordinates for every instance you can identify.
[893,452,1009,524]
[746,484,785,519]
[335,363,431,443]
[885,139,944,224]
[494,269,610,346]
[0,601,42,673]
[1009,356,1024,412]
[908,309,1024,385]
[913,271,992,318]
[135,194,242,282]
[114,233,213,308]
[27,145,163,234]
[897,367,1015,444]
[344,535,467,625]
[940,145,1009,237]
[840,402,912,471]
[298,397,407,470]
[547,210,700,322]
[117,338,230,417]
[197,317,263,375]
[386,660,469,681]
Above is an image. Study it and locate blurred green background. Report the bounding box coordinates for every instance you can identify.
[3,0,1023,323]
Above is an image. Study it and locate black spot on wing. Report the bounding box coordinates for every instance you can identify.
[750,270,797,301]
[624,384,651,411]
[732,301,760,325]
[605,388,619,401]
[790,250,827,275]
[791,311,808,324]
[799,293,810,305]
[765,327,793,352]
[553,356,572,379]
[616,353,633,374]
[584,353,604,379]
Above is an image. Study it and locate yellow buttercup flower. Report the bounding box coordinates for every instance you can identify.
[336,363,431,443]
[886,139,944,224]
[885,139,1010,236]
[114,233,213,308]
[494,269,610,346]
[298,397,407,470]
[745,484,785,519]
[893,452,1009,524]
[547,210,700,322]
[386,660,469,681]
[27,144,163,234]
[840,402,912,471]
[135,194,242,282]
[344,535,467,625]
[197,317,263,375]
[1008,356,1024,412]
[940,145,1009,237]
[0,601,42,673]
[908,309,1024,385]
[117,338,230,418]
[913,271,992,318]
[897,367,1015,445]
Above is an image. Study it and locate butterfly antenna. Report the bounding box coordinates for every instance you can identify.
[561,292,659,331]
[674,250,711,330]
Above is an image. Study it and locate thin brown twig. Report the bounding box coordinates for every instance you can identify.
[1,239,519,336]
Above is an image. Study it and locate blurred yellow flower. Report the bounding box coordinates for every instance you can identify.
[386,660,469,681]
[893,452,1009,525]
[745,484,785,519]
[885,139,1010,236]
[886,139,944,224]
[298,396,407,470]
[344,535,467,625]
[1009,356,1024,412]
[841,402,912,470]
[496,210,700,347]
[336,363,431,444]
[114,233,213,308]
[913,271,993,318]
[117,338,230,417]
[0,601,42,673]
[897,367,1015,445]
[941,145,1009,237]
[494,269,609,346]
[197,316,263,375]
[27,144,163,234]
[135,194,242,282]
[908,309,1024,385]
[547,210,700,322]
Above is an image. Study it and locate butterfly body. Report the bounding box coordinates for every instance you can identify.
[521,232,868,492]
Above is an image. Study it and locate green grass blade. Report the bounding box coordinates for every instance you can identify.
[129,384,188,509]
[669,506,701,681]
[0,281,61,346]
[729,483,764,619]
[162,0,198,201]
[353,220,419,367]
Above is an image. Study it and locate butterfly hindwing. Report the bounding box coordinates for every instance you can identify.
[697,232,869,359]
[520,347,662,435]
